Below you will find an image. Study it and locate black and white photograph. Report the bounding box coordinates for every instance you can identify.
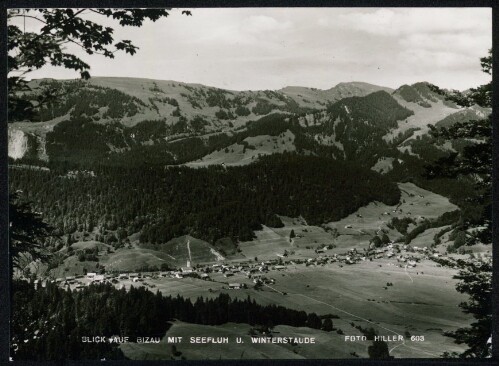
[5,5,494,361]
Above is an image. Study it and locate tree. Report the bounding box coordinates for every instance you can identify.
[371,235,382,248]
[306,313,322,329]
[427,50,492,357]
[446,261,492,358]
[430,50,491,108]
[322,317,333,332]
[9,194,54,276]
[368,340,391,359]
[426,50,491,245]
[65,234,74,248]
[8,8,191,121]
[266,214,284,228]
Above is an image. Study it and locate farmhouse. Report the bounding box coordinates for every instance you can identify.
[228,283,246,290]
[252,275,263,283]
[93,275,105,282]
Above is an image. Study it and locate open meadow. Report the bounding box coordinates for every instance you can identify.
[117,256,469,359]
[49,181,474,359]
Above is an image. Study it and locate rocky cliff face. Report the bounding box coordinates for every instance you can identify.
[8,128,29,160]
[8,127,48,161]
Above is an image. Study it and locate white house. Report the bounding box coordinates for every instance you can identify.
[93,274,105,282]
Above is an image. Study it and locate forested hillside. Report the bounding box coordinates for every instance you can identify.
[8,77,490,256]
[303,91,413,164]
[393,82,457,108]
[12,280,324,360]
[12,77,389,128]
[7,77,396,163]
[9,154,399,246]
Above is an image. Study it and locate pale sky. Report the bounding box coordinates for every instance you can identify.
[12,7,492,91]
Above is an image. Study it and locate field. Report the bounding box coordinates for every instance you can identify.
[48,234,230,276]
[120,182,468,359]
[383,96,458,144]
[185,130,296,167]
[100,248,175,271]
[371,157,397,174]
[117,257,469,359]
[51,181,472,358]
[237,181,458,261]
[121,321,369,360]
[144,235,225,265]
[409,226,450,248]
[328,182,458,236]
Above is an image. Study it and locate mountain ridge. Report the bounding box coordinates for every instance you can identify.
[8,77,490,171]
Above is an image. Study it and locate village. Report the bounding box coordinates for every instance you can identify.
[33,240,475,294]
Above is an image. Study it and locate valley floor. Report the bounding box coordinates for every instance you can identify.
[115,258,469,359]
[31,181,488,359]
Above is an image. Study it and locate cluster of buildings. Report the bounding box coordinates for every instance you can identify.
[33,234,482,293]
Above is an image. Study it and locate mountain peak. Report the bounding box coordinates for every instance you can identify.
[326,81,394,98]
[333,81,388,88]
[392,81,457,108]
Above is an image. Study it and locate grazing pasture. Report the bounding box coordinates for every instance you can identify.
[328,182,458,237]
[185,130,296,167]
[118,257,469,359]
[121,321,373,360]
